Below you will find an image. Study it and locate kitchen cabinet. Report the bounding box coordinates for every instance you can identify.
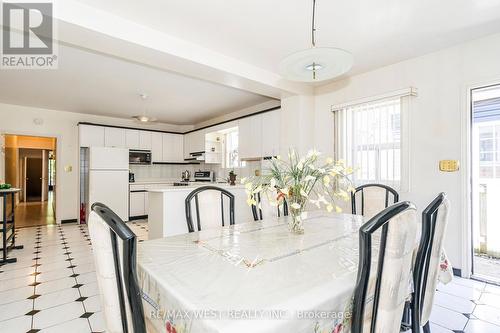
[104,127,126,148]
[125,129,140,149]
[79,124,105,147]
[239,114,262,160]
[151,132,163,163]
[139,131,152,150]
[162,133,184,162]
[184,130,205,159]
[261,109,280,157]
[130,184,147,218]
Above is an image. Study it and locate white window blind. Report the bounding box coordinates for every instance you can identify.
[346,98,401,187]
[332,88,414,191]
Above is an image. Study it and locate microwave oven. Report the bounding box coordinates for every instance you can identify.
[129,150,152,165]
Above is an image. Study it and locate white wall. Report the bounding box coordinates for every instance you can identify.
[314,32,500,272]
[0,103,189,223]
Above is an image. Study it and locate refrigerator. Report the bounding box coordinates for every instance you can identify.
[82,147,129,222]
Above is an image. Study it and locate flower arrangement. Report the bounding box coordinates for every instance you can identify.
[242,149,354,234]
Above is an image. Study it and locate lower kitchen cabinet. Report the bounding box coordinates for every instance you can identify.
[129,184,148,219]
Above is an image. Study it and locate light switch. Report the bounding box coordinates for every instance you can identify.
[439,160,459,172]
[64,165,73,172]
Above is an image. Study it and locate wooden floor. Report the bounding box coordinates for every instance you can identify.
[15,192,55,228]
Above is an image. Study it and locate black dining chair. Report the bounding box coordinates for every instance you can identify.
[185,186,235,233]
[250,192,289,221]
[410,193,450,333]
[88,202,146,333]
[351,201,418,333]
[351,183,399,219]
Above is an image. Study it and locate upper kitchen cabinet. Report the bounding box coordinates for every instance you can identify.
[79,124,105,147]
[139,131,152,150]
[104,127,126,148]
[162,133,184,162]
[151,132,163,163]
[239,114,262,160]
[184,130,205,159]
[261,109,281,157]
[125,129,140,149]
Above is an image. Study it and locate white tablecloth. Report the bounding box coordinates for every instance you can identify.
[137,212,452,333]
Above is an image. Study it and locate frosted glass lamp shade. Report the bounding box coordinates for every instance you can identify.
[279,47,353,82]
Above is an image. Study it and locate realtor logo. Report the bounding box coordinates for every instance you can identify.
[1,1,58,69]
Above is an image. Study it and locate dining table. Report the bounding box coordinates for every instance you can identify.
[136,211,453,333]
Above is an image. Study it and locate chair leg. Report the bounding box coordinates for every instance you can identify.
[400,301,412,331]
[423,321,431,333]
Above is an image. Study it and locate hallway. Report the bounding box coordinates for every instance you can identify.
[15,192,55,228]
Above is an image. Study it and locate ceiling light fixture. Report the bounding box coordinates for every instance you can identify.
[132,93,157,123]
[279,0,353,82]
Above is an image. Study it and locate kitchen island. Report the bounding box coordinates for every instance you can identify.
[147,183,273,239]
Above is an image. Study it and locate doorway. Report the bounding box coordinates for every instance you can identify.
[3,135,57,227]
[471,84,500,283]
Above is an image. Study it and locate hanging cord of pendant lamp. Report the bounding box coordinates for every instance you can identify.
[311,0,317,79]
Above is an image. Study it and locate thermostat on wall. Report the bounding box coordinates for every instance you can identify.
[439,160,459,172]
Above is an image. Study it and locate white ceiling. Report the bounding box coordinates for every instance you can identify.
[0,44,273,125]
[77,0,500,76]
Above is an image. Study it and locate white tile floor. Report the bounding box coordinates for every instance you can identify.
[1,222,499,333]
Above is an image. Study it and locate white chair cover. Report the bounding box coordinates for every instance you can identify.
[88,211,133,333]
[420,197,450,324]
[363,207,418,333]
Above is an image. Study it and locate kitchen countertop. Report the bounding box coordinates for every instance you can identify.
[148,183,246,192]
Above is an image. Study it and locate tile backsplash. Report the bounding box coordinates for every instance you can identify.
[130,160,263,183]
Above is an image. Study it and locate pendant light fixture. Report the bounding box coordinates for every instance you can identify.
[132,93,157,123]
[279,0,353,82]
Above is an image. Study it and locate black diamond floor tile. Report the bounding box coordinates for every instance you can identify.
[25,309,40,316]
[80,312,94,318]
[75,296,88,302]
[27,294,41,300]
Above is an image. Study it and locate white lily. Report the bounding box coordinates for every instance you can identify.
[300,189,308,197]
[326,157,334,164]
[291,202,301,210]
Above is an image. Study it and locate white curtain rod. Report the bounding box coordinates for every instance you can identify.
[330,87,418,112]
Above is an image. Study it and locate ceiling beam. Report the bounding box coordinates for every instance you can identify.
[53,0,313,99]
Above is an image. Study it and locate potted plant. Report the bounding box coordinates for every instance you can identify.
[242,149,353,234]
[228,170,237,186]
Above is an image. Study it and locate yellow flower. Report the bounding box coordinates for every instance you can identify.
[323,175,331,185]
[245,183,252,190]
[246,198,257,206]
[326,157,334,164]
[335,206,342,213]
[326,204,334,212]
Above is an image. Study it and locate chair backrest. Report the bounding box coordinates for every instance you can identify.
[351,201,418,333]
[351,184,399,220]
[185,186,235,232]
[88,202,146,333]
[251,191,289,221]
[412,193,450,328]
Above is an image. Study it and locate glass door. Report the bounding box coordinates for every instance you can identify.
[471,84,500,283]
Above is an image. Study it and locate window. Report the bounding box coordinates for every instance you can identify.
[333,91,413,191]
[476,123,500,178]
[222,127,246,169]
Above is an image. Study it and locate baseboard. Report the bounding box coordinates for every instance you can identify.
[129,215,148,221]
[61,218,78,224]
[452,268,462,277]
